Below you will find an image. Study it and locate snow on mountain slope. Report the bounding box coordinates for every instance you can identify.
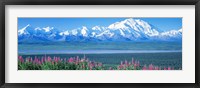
[43,27,54,32]
[81,26,88,37]
[59,30,70,36]
[18,18,182,42]
[108,18,160,38]
[160,28,182,40]
[18,25,62,41]
[161,29,182,37]
[92,26,102,31]
[18,24,31,35]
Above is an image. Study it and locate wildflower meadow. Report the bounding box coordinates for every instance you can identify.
[18,55,175,70]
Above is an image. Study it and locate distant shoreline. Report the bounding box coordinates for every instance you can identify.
[18,50,182,55]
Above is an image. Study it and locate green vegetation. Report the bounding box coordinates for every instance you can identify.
[19,52,182,70]
[18,55,177,70]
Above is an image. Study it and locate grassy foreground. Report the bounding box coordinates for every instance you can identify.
[18,55,175,70]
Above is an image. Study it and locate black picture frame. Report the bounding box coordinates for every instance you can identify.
[0,0,200,88]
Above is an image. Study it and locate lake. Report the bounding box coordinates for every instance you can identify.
[18,41,182,69]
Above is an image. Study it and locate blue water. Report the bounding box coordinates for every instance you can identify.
[18,50,182,54]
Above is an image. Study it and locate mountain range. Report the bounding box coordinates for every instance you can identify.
[18,18,182,42]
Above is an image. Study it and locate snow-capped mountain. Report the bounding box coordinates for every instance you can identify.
[18,24,62,42]
[159,29,182,40]
[18,18,182,42]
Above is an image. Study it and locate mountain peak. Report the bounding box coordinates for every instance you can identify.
[42,26,54,32]
[178,28,182,32]
[59,30,70,36]
[21,24,31,30]
[92,26,102,31]
[18,19,182,42]
[81,26,88,37]
[108,20,127,29]
[26,24,31,27]
[123,18,137,23]
[18,24,31,35]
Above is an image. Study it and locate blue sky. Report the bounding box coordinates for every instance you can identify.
[18,18,182,32]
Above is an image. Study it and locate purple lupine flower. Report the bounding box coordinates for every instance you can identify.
[134,61,137,66]
[168,67,171,70]
[142,65,147,70]
[132,58,134,64]
[148,64,154,70]
[54,56,59,63]
[18,56,24,63]
[81,59,85,62]
[125,60,128,66]
[89,63,93,70]
[123,64,126,69]
[68,57,74,63]
[47,56,51,62]
[89,61,95,69]
[37,60,42,65]
[154,66,159,70]
[137,61,140,67]
[53,56,56,61]
[118,65,124,70]
[117,66,120,70]
[74,57,80,65]
[19,56,24,59]
[33,56,39,64]
[128,62,131,66]
[134,60,138,67]
[41,57,45,64]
